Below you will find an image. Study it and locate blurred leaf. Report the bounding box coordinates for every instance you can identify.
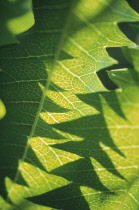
[0,99,6,119]
[0,0,139,209]
[0,0,33,46]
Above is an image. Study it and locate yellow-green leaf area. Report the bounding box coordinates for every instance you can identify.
[0,0,139,210]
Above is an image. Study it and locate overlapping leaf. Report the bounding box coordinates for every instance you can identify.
[0,0,139,209]
[0,0,33,46]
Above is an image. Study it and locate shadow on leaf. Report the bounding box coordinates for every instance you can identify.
[28,183,91,210]
[52,92,126,180]
[51,157,115,194]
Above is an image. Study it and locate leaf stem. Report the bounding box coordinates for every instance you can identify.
[6,0,75,204]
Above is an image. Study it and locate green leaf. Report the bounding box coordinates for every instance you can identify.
[0,99,6,120]
[0,0,139,209]
[0,0,33,46]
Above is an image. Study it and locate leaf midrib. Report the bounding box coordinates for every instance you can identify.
[6,0,74,202]
[116,167,139,210]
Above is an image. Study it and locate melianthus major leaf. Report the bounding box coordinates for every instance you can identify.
[0,0,139,209]
[0,0,33,46]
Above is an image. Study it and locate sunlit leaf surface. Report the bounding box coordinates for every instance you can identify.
[0,0,139,209]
